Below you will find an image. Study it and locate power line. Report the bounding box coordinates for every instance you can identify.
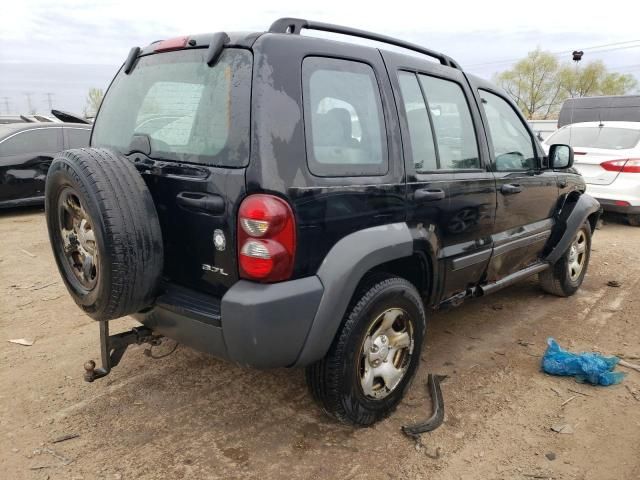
[466,40,640,69]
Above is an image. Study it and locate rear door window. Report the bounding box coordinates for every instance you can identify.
[418,75,480,170]
[397,72,438,172]
[92,48,252,167]
[302,57,388,177]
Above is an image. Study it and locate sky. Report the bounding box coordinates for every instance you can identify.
[1,0,639,115]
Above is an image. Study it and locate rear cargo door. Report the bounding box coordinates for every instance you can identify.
[92,47,253,297]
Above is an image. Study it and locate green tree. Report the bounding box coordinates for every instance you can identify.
[558,60,637,98]
[495,49,563,119]
[84,88,104,117]
[495,50,638,119]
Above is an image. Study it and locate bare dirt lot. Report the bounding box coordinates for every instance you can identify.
[1,208,639,480]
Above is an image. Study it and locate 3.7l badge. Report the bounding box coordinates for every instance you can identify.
[202,264,229,276]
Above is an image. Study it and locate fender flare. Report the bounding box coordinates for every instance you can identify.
[545,193,601,264]
[293,223,414,366]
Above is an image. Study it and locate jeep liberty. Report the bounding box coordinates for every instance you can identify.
[44,18,601,425]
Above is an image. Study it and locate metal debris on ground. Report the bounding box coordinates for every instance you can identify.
[52,433,80,444]
[401,374,447,440]
[8,338,35,346]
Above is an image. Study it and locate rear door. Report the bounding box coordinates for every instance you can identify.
[0,127,62,202]
[382,51,496,301]
[91,46,253,297]
[474,86,559,281]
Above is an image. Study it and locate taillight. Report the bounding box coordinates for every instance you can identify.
[601,158,640,173]
[154,36,189,52]
[238,194,296,282]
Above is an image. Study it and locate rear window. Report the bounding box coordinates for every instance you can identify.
[92,48,252,167]
[547,126,640,150]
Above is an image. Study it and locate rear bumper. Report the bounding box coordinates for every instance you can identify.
[586,176,640,213]
[134,277,324,368]
[595,199,640,214]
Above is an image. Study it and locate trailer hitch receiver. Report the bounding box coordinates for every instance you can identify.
[83,321,162,382]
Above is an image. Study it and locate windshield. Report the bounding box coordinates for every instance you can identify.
[547,126,640,150]
[92,48,252,167]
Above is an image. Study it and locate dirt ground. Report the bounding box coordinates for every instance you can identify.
[1,208,639,480]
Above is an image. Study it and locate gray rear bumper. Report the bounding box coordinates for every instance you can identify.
[135,276,324,368]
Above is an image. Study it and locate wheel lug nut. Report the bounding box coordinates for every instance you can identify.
[370,345,378,353]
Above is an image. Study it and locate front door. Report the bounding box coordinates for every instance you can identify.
[474,86,559,282]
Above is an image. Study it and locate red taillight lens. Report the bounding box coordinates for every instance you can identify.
[238,194,296,282]
[601,158,640,173]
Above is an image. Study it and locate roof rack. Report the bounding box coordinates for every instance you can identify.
[269,17,461,70]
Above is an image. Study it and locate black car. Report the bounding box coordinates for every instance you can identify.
[44,18,600,426]
[0,123,91,208]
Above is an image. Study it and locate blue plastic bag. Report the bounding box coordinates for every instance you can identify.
[541,338,626,386]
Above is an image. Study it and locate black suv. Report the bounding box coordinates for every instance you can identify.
[45,18,600,426]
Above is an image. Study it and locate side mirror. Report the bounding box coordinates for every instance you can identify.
[548,144,574,169]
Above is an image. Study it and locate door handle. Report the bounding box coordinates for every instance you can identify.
[500,183,522,195]
[414,188,446,201]
[176,192,225,214]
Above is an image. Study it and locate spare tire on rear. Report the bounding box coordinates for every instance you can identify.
[45,148,164,321]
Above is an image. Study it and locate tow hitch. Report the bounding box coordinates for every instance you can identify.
[83,321,162,382]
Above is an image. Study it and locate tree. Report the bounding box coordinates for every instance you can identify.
[558,60,638,98]
[84,88,104,117]
[495,49,563,120]
[495,50,638,119]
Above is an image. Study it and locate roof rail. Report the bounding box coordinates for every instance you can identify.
[269,17,461,70]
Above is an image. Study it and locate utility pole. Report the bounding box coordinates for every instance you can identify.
[1,97,10,115]
[24,92,34,114]
[45,92,55,111]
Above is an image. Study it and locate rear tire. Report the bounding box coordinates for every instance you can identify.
[539,221,591,297]
[45,148,163,321]
[305,275,426,426]
[628,214,640,227]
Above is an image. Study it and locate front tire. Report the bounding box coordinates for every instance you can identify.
[539,221,591,297]
[305,275,426,426]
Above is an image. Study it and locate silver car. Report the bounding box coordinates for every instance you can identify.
[545,121,640,226]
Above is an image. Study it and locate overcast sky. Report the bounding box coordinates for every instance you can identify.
[1,0,639,114]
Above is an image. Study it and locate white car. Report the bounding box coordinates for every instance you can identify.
[544,121,640,226]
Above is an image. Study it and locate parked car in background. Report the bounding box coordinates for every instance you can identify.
[0,123,91,208]
[545,121,640,225]
[558,95,640,128]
